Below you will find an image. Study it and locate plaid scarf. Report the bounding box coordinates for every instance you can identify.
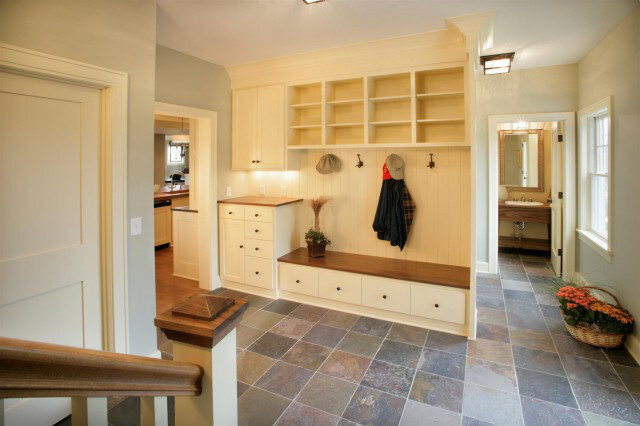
[402,185,416,235]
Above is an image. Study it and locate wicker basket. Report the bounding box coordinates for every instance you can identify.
[562,286,625,348]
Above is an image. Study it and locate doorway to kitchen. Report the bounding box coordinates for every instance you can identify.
[152,103,218,321]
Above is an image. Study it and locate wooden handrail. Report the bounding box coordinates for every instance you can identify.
[0,337,203,398]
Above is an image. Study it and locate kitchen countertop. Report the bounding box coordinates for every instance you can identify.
[172,206,198,213]
[154,185,189,201]
[217,196,303,207]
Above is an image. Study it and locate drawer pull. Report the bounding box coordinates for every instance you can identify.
[336,287,341,291]
[228,211,233,215]
[255,229,259,233]
[295,280,300,283]
[435,303,439,308]
[255,247,259,251]
[255,213,259,217]
[239,245,244,248]
[382,295,387,299]
[255,271,259,275]
[252,160,256,163]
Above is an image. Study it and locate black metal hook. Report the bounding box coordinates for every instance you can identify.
[428,153,436,169]
[355,154,364,168]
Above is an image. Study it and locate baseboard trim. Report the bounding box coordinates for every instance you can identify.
[625,334,640,364]
[476,261,489,274]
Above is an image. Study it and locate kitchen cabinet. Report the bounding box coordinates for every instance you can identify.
[154,205,171,246]
[232,85,285,170]
[219,218,245,284]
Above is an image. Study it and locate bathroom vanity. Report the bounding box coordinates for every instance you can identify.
[498,201,551,251]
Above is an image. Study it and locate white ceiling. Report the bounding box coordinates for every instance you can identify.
[156,0,638,68]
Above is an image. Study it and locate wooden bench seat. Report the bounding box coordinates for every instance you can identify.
[278,248,470,290]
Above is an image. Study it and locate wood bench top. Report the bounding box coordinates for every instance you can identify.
[278,248,470,290]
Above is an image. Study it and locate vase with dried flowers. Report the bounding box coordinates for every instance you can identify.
[305,196,331,257]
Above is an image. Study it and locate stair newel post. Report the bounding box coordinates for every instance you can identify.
[155,292,248,425]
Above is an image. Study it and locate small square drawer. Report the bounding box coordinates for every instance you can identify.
[245,206,273,223]
[279,263,318,297]
[245,256,273,289]
[245,221,273,241]
[318,269,361,305]
[411,285,466,325]
[220,204,244,220]
[362,277,411,314]
[245,238,273,259]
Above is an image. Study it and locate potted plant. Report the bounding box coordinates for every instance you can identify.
[306,197,331,258]
[557,284,634,348]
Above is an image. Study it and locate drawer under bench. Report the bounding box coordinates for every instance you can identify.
[277,248,470,336]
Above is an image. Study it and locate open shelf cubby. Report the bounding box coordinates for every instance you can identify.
[416,67,464,95]
[289,126,322,147]
[417,121,465,144]
[326,124,365,146]
[369,122,411,145]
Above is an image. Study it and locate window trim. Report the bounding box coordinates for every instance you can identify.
[577,96,613,262]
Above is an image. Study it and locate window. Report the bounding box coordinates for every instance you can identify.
[167,144,184,164]
[577,97,612,261]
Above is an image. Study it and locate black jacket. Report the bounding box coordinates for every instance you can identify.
[372,179,408,250]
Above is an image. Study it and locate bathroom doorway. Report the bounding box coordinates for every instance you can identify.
[488,113,576,277]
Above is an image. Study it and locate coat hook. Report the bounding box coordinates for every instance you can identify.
[428,153,436,169]
[355,154,364,168]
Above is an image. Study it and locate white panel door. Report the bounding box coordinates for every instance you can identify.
[231,88,258,170]
[550,129,564,276]
[219,219,245,283]
[0,71,102,425]
[257,84,285,170]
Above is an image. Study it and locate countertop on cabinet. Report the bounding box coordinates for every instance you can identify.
[154,186,190,201]
[217,196,303,207]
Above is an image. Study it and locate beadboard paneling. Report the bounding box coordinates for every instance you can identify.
[255,147,470,267]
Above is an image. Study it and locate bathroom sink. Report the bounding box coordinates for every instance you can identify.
[505,200,544,206]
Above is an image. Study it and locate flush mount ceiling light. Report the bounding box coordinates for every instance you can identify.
[302,0,325,4]
[480,52,515,75]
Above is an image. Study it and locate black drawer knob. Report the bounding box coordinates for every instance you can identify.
[255,271,259,275]
[228,211,233,214]
[382,295,387,299]
[255,229,259,233]
[255,247,259,251]
[239,245,244,248]
[252,160,256,163]
[255,214,259,217]
[256,160,261,163]
[295,280,300,283]
[336,287,341,291]
[435,304,439,308]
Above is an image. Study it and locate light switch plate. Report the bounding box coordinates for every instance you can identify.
[281,185,287,196]
[259,185,266,195]
[130,217,142,236]
[226,186,232,197]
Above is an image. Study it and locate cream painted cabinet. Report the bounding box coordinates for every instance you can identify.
[220,218,245,283]
[232,85,285,170]
[154,206,172,246]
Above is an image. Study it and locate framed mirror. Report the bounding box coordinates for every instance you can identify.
[499,129,544,192]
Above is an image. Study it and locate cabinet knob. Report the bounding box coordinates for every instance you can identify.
[252,160,256,163]
[228,211,233,215]
[255,247,259,251]
[255,271,259,275]
[239,245,244,248]
[295,280,300,283]
[255,213,259,217]
[336,287,341,291]
[256,160,261,164]
[255,229,259,233]
[382,295,387,299]
[434,303,439,308]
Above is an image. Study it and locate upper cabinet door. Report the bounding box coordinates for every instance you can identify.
[257,85,285,170]
[232,88,258,170]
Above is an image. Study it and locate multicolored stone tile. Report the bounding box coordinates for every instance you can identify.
[319,350,371,383]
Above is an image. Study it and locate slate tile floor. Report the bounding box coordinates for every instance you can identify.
[217,249,640,426]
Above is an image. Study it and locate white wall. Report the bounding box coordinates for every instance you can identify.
[576,7,640,342]
[476,65,578,263]
[155,45,248,200]
[0,0,158,356]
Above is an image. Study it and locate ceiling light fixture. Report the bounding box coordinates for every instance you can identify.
[480,52,515,75]
[302,0,325,4]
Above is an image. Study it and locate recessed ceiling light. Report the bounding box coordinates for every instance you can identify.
[480,52,515,75]
[302,0,325,4]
